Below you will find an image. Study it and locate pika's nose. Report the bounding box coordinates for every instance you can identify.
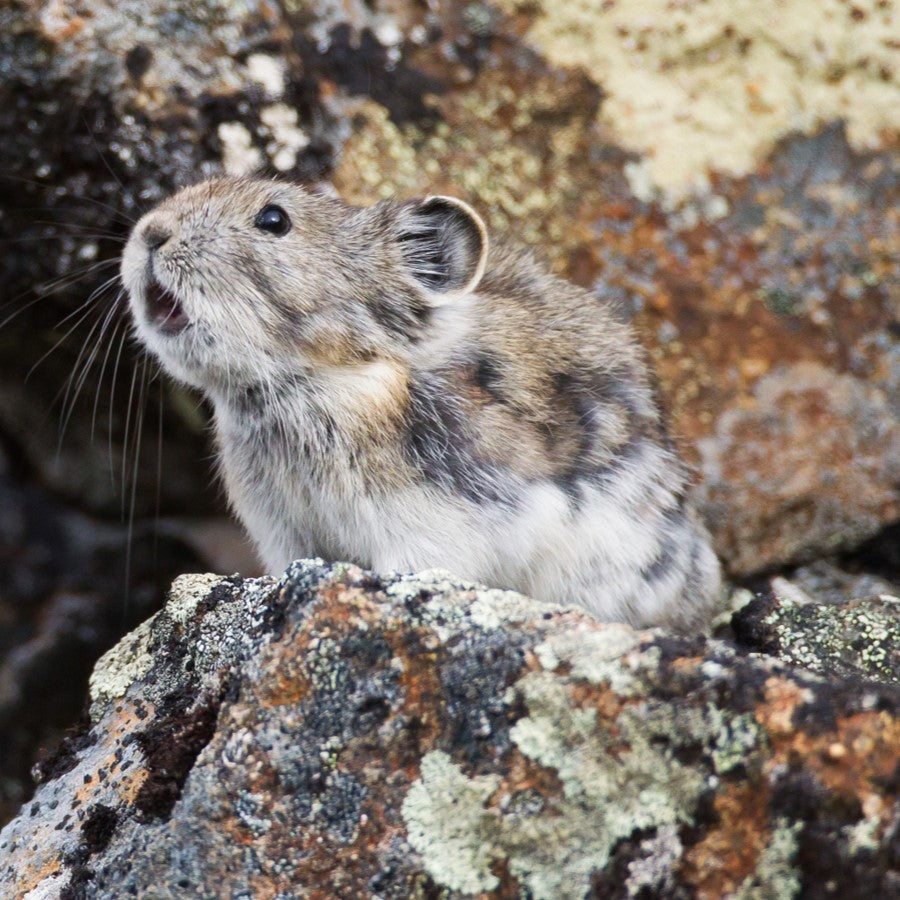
[142,223,172,252]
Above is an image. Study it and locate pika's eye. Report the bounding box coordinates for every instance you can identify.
[254,204,291,236]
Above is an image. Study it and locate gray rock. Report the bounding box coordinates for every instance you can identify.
[1,562,897,898]
[733,585,900,683]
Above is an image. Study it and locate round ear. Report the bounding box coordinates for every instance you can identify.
[396,195,488,304]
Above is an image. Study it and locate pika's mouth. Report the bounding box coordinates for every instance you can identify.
[145,276,189,335]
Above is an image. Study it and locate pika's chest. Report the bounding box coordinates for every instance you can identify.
[214,402,412,557]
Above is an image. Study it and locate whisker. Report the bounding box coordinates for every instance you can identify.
[24,294,111,383]
[53,303,109,416]
[29,272,122,327]
[120,353,140,516]
[91,302,126,441]
[0,174,138,224]
[108,324,131,488]
[0,232,127,248]
[56,293,123,450]
[15,218,129,238]
[154,375,164,568]
[0,258,121,331]
[123,356,150,624]
[80,112,133,208]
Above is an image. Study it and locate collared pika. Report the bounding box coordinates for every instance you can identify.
[121,178,721,630]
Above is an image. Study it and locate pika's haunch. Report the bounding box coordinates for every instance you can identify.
[122,178,721,630]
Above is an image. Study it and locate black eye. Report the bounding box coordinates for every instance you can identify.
[254,204,291,236]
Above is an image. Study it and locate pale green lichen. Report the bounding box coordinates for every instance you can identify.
[732,817,802,899]
[165,573,226,626]
[762,595,899,682]
[843,816,882,854]
[395,578,770,898]
[708,709,764,775]
[88,573,226,709]
[533,625,641,693]
[498,0,900,199]
[88,615,155,708]
[500,673,711,899]
[467,587,570,629]
[387,568,572,637]
[401,751,501,894]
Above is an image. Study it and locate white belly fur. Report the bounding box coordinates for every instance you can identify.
[217,407,695,627]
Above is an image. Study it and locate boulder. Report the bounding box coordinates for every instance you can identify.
[1,562,897,898]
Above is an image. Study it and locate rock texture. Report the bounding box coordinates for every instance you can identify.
[0,0,897,841]
[1,562,898,898]
[733,587,900,683]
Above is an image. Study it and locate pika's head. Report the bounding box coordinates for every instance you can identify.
[121,177,488,392]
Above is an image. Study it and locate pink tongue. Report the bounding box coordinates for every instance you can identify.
[145,278,188,333]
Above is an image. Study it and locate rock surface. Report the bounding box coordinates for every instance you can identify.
[0,0,897,842]
[1,562,898,898]
[733,587,900,683]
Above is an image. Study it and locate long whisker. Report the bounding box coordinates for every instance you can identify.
[154,375,164,567]
[80,112,133,209]
[11,218,128,238]
[53,302,110,417]
[91,304,126,441]
[123,355,150,624]
[24,286,115,384]
[108,324,130,488]
[120,354,140,515]
[0,174,138,224]
[0,231,127,247]
[0,258,121,330]
[56,290,123,450]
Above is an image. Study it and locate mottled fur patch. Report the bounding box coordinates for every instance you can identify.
[404,373,518,506]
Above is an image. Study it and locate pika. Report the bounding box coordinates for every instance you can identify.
[121,178,721,630]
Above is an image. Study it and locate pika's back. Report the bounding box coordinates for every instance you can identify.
[409,240,663,488]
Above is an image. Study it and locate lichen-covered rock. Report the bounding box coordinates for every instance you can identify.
[1,562,897,898]
[1,0,897,850]
[733,588,900,683]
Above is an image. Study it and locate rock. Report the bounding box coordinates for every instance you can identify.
[1,0,897,857]
[1,562,898,898]
[789,557,899,609]
[733,587,900,683]
[0,454,206,826]
[694,361,898,575]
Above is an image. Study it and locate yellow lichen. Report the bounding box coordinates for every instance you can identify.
[498,0,898,199]
[332,95,591,265]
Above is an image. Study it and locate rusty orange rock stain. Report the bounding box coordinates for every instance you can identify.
[755,676,813,737]
[682,782,771,898]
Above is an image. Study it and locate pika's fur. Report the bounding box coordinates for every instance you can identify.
[121,178,721,630]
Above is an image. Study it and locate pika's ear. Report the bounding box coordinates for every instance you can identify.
[397,195,488,304]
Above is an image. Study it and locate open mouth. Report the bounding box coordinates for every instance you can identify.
[145,276,189,335]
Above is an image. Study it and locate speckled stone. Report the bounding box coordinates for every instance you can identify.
[733,588,900,683]
[1,562,897,898]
